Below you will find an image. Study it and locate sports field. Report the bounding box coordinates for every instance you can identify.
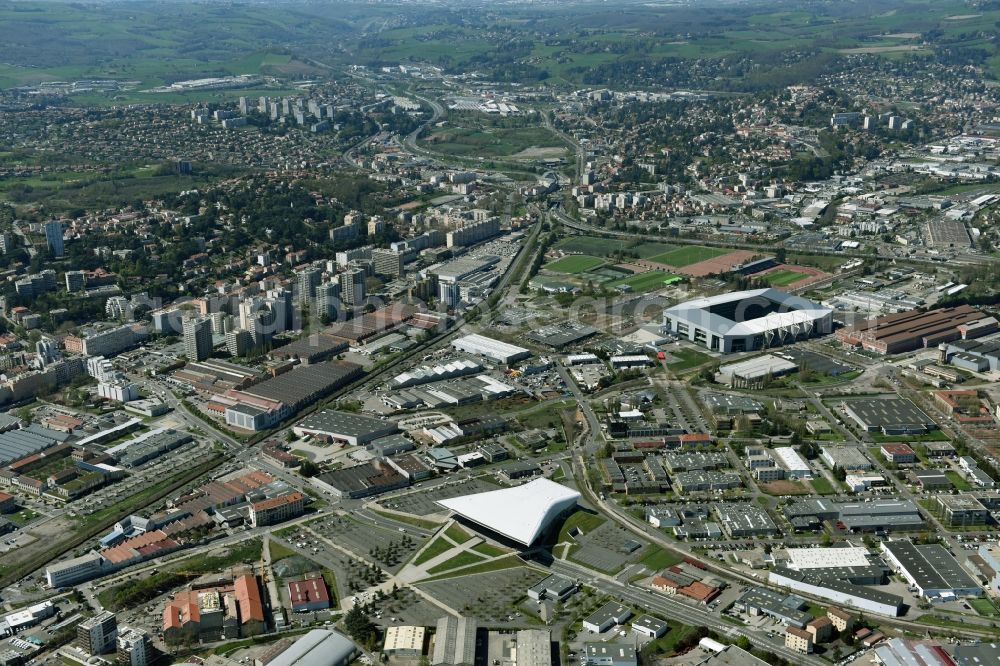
[554,236,628,256]
[544,254,605,274]
[762,269,808,286]
[649,246,729,267]
[607,270,677,293]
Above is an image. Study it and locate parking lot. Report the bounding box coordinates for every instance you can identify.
[569,520,646,574]
[379,477,502,518]
[305,513,427,573]
[418,566,546,626]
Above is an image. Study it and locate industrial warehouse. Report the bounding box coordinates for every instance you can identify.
[835,304,990,354]
[662,288,832,353]
[840,398,937,435]
[881,540,982,602]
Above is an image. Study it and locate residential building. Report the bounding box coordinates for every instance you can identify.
[183,317,213,362]
[116,627,153,666]
[77,611,118,655]
[785,627,813,654]
[339,269,366,305]
[45,220,64,257]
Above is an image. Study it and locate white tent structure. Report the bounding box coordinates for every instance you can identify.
[437,478,580,546]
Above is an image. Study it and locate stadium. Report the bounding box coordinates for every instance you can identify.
[662,288,833,353]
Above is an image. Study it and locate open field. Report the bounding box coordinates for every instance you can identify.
[649,246,730,268]
[761,479,811,495]
[762,269,809,286]
[606,270,678,293]
[420,125,567,159]
[0,0,998,92]
[544,254,606,274]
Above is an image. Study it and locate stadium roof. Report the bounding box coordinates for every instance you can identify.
[437,478,580,546]
[663,288,831,337]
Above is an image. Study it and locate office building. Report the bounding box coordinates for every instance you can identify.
[384,625,425,656]
[77,611,118,655]
[584,643,637,666]
[582,602,632,633]
[249,491,305,527]
[935,495,989,527]
[44,220,64,257]
[183,317,213,362]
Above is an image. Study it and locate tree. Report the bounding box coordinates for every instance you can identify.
[299,460,320,478]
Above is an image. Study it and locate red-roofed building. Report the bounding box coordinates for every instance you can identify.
[163,574,265,645]
[0,491,15,513]
[678,580,721,604]
[234,574,266,635]
[288,576,331,612]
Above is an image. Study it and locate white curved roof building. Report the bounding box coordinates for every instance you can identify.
[662,288,832,353]
[268,629,358,666]
[437,478,580,546]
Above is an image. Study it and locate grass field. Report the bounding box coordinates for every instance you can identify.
[444,524,472,544]
[413,536,455,566]
[640,546,684,570]
[649,246,729,267]
[607,270,677,293]
[666,348,714,371]
[420,555,523,581]
[810,476,836,495]
[945,470,972,491]
[554,236,629,256]
[633,242,677,258]
[426,550,486,574]
[472,542,508,558]
[558,510,606,542]
[762,269,808,286]
[971,598,999,617]
[544,254,606,274]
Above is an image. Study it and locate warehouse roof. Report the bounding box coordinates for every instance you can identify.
[295,410,398,440]
[883,541,980,592]
[437,478,579,546]
[842,398,935,430]
[240,361,361,409]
